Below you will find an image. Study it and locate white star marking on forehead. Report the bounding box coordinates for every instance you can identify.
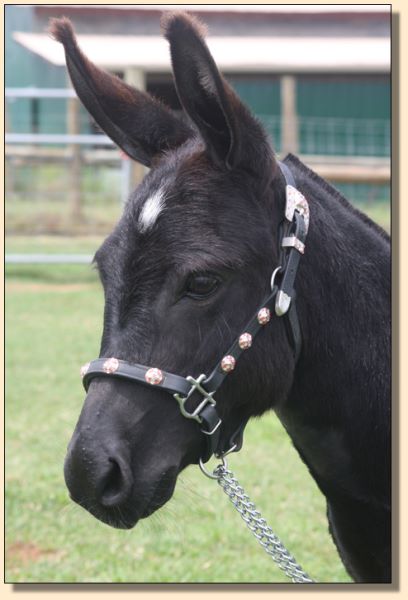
[138,187,166,232]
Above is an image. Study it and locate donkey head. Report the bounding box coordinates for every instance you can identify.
[54,13,296,529]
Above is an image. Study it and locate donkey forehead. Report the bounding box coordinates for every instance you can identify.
[96,147,267,275]
[131,147,237,232]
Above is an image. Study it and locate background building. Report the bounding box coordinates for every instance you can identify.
[5,4,390,233]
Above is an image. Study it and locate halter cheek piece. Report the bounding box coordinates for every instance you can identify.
[81,162,309,463]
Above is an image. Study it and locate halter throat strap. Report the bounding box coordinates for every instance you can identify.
[278,160,297,188]
[81,161,308,462]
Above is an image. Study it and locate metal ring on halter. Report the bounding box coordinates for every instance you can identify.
[270,265,282,291]
[199,456,228,480]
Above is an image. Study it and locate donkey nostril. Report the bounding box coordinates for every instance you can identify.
[99,457,132,507]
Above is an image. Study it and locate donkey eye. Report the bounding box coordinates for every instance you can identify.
[185,273,220,299]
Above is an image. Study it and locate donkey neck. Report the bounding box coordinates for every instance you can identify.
[274,156,390,507]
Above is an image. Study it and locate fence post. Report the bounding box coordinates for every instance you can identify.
[67,89,82,223]
[5,101,16,199]
[281,75,299,155]
[124,68,147,191]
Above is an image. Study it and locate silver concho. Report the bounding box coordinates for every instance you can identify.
[80,362,90,378]
[221,355,236,373]
[103,357,119,374]
[285,185,309,234]
[238,333,253,350]
[145,368,164,385]
[257,307,271,325]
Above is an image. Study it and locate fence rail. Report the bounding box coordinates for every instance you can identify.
[5,88,390,243]
[5,254,93,264]
[5,133,113,145]
[5,87,77,98]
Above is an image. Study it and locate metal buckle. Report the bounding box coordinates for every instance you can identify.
[281,235,305,255]
[275,290,291,316]
[174,374,216,424]
[270,265,291,316]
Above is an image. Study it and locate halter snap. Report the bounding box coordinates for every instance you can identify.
[198,455,228,480]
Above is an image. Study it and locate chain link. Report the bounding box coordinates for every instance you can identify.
[213,463,314,583]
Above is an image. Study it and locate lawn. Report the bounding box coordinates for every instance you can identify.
[6,163,123,235]
[5,258,352,583]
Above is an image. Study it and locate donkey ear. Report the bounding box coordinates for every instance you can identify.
[162,12,272,172]
[49,18,192,167]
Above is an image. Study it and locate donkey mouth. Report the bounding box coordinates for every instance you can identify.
[139,467,178,519]
[68,493,136,530]
[80,467,179,529]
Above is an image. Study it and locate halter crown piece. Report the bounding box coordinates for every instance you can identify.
[80,162,309,463]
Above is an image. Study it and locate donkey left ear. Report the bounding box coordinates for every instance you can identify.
[162,12,274,173]
[49,17,192,167]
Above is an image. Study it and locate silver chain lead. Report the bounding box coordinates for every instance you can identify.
[212,462,314,583]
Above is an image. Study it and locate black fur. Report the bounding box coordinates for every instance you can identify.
[56,13,391,583]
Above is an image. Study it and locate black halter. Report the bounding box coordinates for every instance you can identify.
[81,162,309,463]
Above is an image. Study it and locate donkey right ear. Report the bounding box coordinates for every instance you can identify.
[162,12,274,175]
[49,18,192,167]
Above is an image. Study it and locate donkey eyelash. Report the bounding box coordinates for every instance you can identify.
[181,272,222,300]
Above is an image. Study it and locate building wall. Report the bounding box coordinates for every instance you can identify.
[228,76,282,149]
[6,6,67,133]
[5,5,92,134]
[147,71,390,158]
[6,5,390,158]
[297,75,390,156]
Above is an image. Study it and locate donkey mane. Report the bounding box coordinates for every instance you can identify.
[285,153,390,243]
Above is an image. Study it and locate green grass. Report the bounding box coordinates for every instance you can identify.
[5,235,105,285]
[5,198,121,236]
[6,164,122,235]
[5,261,352,583]
[5,234,106,255]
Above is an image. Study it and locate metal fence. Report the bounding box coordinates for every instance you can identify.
[260,115,390,157]
[5,88,390,248]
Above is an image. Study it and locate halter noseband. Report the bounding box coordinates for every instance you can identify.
[80,162,309,463]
